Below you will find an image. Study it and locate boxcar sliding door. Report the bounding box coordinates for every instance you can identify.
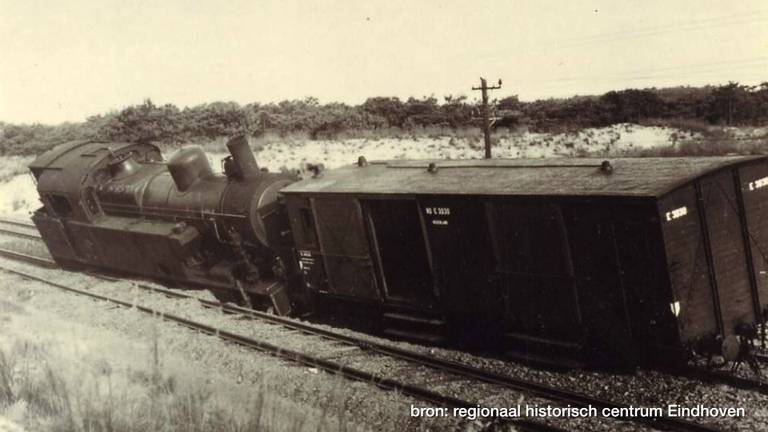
[486,201,583,360]
[364,199,436,308]
[312,198,380,300]
[563,204,635,366]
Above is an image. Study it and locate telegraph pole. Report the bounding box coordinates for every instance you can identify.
[472,77,502,159]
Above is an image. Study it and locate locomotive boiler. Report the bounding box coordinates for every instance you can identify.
[28,137,301,314]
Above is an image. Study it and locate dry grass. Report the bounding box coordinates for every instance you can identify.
[638,118,717,136]
[0,336,354,432]
[161,131,319,155]
[617,137,768,157]
[161,128,488,153]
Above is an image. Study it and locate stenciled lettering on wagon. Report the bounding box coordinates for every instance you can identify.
[748,176,768,191]
[425,206,451,226]
[425,206,451,216]
[665,206,688,222]
[297,250,314,273]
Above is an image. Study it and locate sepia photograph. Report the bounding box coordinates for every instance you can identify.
[0,1,767,431]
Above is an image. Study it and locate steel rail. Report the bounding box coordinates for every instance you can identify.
[681,368,768,396]
[126,288,728,432]
[0,248,57,268]
[0,244,719,432]
[0,227,40,241]
[0,255,565,432]
[0,217,35,229]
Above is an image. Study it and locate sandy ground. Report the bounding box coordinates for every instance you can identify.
[0,417,24,432]
[247,123,698,172]
[0,175,37,219]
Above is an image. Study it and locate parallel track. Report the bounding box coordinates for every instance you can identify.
[0,217,35,229]
[0,226,39,241]
[681,368,767,396]
[0,217,38,239]
[0,239,723,432]
[0,250,566,432]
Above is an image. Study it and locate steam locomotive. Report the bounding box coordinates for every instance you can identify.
[29,137,768,369]
[29,137,301,314]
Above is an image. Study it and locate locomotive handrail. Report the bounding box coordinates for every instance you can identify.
[100,202,248,219]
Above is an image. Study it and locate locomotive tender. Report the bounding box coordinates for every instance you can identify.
[29,137,768,368]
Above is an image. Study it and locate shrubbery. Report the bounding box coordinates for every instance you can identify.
[2,82,767,155]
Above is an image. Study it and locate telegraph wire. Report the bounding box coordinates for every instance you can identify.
[525,68,767,91]
[557,16,767,49]
[555,9,768,47]
[534,58,768,84]
[468,10,767,63]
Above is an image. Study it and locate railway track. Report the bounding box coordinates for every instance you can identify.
[0,235,726,432]
[0,250,569,432]
[681,368,767,397]
[0,217,35,229]
[0,227,39,241]
[0,218,39,240]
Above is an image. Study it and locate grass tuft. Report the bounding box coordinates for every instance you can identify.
[0,338,356,432]
[618,138,768,157]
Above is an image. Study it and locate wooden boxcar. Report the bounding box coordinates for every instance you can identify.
[281,156,768,368]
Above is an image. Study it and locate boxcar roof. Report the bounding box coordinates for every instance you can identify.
[281,156,768,198]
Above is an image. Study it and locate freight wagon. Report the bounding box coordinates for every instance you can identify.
[281,156,768,367]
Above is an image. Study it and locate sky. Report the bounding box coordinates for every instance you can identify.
[1,0,766,124]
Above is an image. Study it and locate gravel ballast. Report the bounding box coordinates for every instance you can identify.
[0,238,766,431]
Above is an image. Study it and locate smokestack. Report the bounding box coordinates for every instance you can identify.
[225,135,259,179]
